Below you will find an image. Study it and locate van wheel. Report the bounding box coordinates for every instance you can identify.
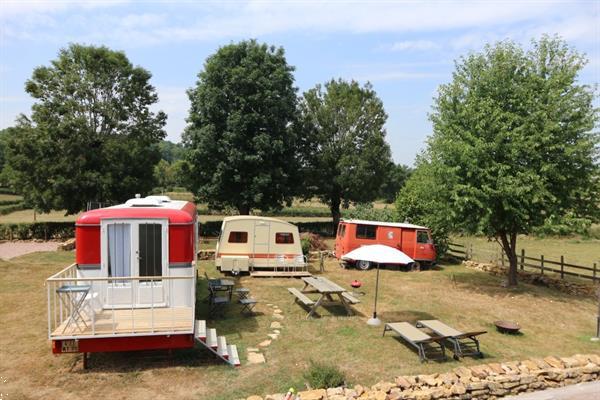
[410,262,421,271]
[357,260,371,270]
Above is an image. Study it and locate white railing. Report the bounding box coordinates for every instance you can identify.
[46,264,194,339]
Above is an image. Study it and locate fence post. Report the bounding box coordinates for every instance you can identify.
[469,244,473,260]
[540,255,544,276]
[520,249,525,271]
[594,263,597,283]
[560,255,564,279]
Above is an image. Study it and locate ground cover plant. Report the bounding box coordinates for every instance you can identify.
[0,242,598,400]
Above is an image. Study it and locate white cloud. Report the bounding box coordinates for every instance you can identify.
[0,0,128,19]
[383,40,440,52]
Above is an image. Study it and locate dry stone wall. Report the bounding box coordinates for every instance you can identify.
[245,354,600,400]
[462,260,598,297]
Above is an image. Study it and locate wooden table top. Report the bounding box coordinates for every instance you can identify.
[302,276,347,293]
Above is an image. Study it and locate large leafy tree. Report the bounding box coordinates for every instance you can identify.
[183,40,298,214]
[427,36,598,286]
[380,162,412,203]
[297,79,392,228]
[5,44,166,214]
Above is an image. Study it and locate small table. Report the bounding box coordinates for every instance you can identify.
[56,284,91,333]
[208,279,235,300]
[297,276,356,319]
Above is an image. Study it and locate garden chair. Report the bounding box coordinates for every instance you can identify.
[417,319,486,359]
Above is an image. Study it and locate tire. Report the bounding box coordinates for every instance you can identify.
[409,262,421,271]
[356,260,371,270]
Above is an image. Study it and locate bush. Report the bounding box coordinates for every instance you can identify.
[0,222,74,240]
[303,360,345,389]
[0,202,26,215]
[300,236,311,255]
[344,203,395,222]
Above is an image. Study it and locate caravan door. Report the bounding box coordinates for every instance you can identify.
[101,219,169,308]
[253,220,271,267]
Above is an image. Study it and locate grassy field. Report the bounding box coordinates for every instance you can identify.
[1,247,598,400]
[0,193,23,202]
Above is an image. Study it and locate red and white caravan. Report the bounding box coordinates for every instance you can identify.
[46,195,239,367]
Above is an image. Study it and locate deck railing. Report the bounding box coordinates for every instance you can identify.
[46,264,194,339]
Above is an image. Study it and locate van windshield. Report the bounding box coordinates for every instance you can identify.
[417,231,430,244]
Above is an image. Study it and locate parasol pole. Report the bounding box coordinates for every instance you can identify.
[367,262,382,326]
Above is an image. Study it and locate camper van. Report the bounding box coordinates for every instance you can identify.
[215,216,309,277]
[335,219,436,270]
[46,196,239,367]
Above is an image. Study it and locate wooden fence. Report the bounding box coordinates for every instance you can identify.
[448,242,599,283]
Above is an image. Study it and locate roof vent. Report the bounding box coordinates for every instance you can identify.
[125,196,162,207]
[146,195,172,203]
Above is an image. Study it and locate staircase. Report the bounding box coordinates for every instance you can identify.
[194,320,240,367]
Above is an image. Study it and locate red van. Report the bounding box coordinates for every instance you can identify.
[334,219,436,270]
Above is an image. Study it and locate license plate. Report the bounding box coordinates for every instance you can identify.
[61,339,79,353]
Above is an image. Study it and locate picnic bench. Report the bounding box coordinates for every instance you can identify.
[383,322,448,362]
[288,276,359,319]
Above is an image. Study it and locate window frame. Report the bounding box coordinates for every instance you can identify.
[275,232,294,244]
[228,231,248,243]
[416,230,430,244]
[355,224,377,240]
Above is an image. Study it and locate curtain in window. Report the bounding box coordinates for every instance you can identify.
[108,223,131,278]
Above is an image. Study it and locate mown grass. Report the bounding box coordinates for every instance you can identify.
[0,193,23,202]
[1,245,598,400]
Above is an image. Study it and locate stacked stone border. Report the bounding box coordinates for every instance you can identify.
[463,260,598,297]
[244,353,600,400]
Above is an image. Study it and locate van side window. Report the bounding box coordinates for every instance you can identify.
[275,232,294,244]
[340,224,346,237]
[228,231,248,243]
[417,231,429,244]
[356,224,376,239]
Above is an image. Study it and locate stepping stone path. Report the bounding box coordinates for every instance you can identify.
[246,303,286,365]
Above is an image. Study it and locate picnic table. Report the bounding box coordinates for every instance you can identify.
[288,276,360,319]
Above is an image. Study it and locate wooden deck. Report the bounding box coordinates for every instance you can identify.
[51,307,194,337]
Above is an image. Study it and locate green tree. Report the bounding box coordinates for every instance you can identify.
[380,162,412,203]
[426,36,598,286]
[395,159,454,258]
[5,44,166,214]
[154,159,175,191]
[297,79,392,228]
[159,140,186,163]
[183,40,298,214]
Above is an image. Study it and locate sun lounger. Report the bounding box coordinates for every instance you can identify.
[383,322,447,362]
[417,319,486,359]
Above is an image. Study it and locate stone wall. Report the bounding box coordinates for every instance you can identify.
[462,260,599,297]
[246,354,600,400]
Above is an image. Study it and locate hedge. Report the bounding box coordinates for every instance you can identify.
[0,203,27,215]
[198,220,334,238]
[0,220,335,241]
[0,222,74,240]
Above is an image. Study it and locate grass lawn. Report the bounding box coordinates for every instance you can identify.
[1,248,598,400]
[0,193,23,202]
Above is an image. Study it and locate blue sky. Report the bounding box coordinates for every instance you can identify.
[1,0,598,165]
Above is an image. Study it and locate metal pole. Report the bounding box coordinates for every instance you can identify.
[367,263,381,326]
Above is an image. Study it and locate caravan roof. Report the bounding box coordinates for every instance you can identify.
[222,215,297,227]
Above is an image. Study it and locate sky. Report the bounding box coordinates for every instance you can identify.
[0,0,598,165]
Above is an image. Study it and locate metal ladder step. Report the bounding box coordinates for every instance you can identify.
[206,328,217,349]
[195,320,206,341]
[217,336,229,359]
[227,344,240,366]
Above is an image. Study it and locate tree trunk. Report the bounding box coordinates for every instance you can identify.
[238,205,250,215]
[499,232,518,287]
[330,195,341,234]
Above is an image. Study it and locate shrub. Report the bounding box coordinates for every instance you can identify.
[344,203,395,222]
[300,236,311,255]
[303,360,345,389]
[0,222,74,240]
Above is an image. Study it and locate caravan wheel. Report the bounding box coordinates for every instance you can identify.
[356,260,371,270]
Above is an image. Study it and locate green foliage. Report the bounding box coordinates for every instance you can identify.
[184,40,299,215]
[4,44,166,214]
[0,202,26,215]
[158,140,186,163]
[426,36,598,285]
[344,203,395,222]
[300,236,311,255]
[303,360,345,389]
[0,222,74,240]
[297,79,393,227]
[395,160,452,257]
[380,163,412,203]
[532,212,593,237]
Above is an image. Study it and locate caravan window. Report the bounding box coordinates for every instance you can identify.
[356,224,377,239]
[228,231,248,243]
[275,232,294,244]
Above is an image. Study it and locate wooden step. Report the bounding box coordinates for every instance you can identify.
[207,328,217,349]
[195,320,206,340]
[217,336,229,359]
[227,344,240,366]
[251,271,312,278]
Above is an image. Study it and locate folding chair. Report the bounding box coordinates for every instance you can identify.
[239,298,258,315]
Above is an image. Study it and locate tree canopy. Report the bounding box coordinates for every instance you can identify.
[297,79,392,227]
[380,162,412,203]
[183,40,298,214]
[424,36,598,285]
[5,44,166,214]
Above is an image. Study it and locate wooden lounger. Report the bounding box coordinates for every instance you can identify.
[383,322,447,362]
[417,319,486,359]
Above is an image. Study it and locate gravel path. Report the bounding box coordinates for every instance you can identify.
[0,241,60,260]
